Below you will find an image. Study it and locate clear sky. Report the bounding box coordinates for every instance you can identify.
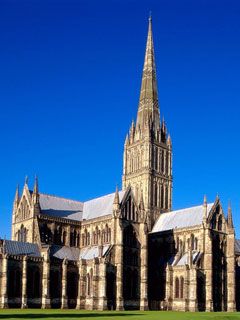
[0,0,240,238]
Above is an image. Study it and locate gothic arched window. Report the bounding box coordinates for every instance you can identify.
[166,151,169,175]
[19,224,27,242]
[107,228,111,243]
[165,186,168,209]
[218,215,223,231]
[161,150,164,173]
[87,232,90,246]
[175,277,179,298]
[62,231,67,245]
[154,183,158,207]
[155,148,158,171]
[194,237,198,250]
[160,185,164,208]
[180,277,184,299]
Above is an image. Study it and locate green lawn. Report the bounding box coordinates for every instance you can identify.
[0,310,240,320]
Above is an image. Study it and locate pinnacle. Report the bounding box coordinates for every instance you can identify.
[113,186,120,205]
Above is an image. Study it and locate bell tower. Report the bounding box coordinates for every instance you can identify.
[122,17,173,224]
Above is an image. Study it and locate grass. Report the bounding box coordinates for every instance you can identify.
[0,310,240,320]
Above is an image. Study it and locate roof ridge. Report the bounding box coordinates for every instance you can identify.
[84,189,124,204]
[161,202,215,216]
[39,192,83,204]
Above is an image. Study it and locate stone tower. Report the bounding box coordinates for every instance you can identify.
[122,17,173,225]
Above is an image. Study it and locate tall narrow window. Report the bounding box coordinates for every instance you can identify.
[175,277,179,298]
[165,186,168,209]
[166,151,169,175]
[155,148,158,170]
[154,183,158,207]
[161,185,164,208]
[161,150,164,173]
[180,277,184,299]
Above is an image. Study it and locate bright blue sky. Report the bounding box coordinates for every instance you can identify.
[0,0,240,238]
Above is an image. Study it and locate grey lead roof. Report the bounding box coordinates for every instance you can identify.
[50,245,80,261]
[4,240,41,257]
[50,244,110,261]
[82,191,125,220]
[39,194,83,221]
[152,203,214,233]
[174,251,201,266]
[39,190,125,222]
[80,245,110,260]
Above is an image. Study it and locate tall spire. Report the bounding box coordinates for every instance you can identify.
[136,16,160,131]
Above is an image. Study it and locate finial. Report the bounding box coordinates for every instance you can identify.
[204,195,207,205]
[113,185,120,205]
[24,175,28,185]
[33,175,39,193]
[14,184,20,204]
[228,200,231,210]
[167,134,172,146]
[227,200,234,229]
[149,11,152,21]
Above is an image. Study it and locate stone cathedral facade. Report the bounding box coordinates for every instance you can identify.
[0,18,240,312]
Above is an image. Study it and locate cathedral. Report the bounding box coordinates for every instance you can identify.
[0,17,240,312]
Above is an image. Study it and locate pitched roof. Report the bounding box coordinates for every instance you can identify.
[39,193,83,221]
[174,251,201,266]
[152,203,214,233]
[82,191,125,220]
[50,245,80,261]
[80,245,110,260]
[49,244,110,261]
[4,240,41,257]
[39,190,126,222]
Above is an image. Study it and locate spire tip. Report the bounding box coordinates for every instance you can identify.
[149,11,152,21]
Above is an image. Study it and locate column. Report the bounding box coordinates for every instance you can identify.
[115,218,124,310]
[98,260,107,310]
[140,223,148,311]
[165,264,173,311]
[21,256,28,308]
[205,228,213,312]
[90,258,98,310]
[227,231,236,312]
[77,259,87,310]
[188,266,197,312]
[42,253,51,309]
[0,254,8,308]
[61,258,68,309]
[183,266,192,312]
[76,260,82,309]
